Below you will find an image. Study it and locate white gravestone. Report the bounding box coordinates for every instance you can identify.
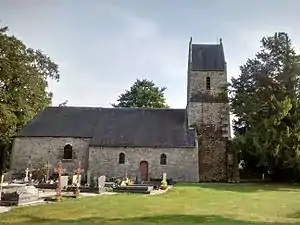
[163,173,167,181]
[24,168,29,182]
[61,176,69,189]
[98,175,106,194]
[72,175,81,186]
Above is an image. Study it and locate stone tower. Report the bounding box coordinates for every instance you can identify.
[186,37,230,182]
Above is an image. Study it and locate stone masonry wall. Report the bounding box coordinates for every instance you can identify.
[11,137,90,174]
[187,71,227,100]
[88,146,199,182]
[198,134,227,181]
[187,70,230,182]
[187,102,229,126]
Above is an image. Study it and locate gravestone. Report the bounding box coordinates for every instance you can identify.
[162,173,167,181]
[98,175,106,194]
[24,168,29,182]
[86,171,91,187]
[72,175,81,186]
[134,176,139,184]
[0,174,4,200]
[93,177,97,188]
[3,171,13,182]
[61,176,69,190]
[1,185,39,205]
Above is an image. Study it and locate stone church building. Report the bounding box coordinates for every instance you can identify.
[10,38,231,182]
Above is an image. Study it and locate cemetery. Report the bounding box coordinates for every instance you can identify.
[0,160,172,207]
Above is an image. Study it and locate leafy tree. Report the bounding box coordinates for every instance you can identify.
[0,26,59,175]
[112,79,168,108]
[230,32,300,181]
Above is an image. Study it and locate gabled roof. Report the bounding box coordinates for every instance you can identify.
[17,107,196,148]
[191,43,225,71]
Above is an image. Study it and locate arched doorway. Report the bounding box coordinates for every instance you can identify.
[139,161,148,181]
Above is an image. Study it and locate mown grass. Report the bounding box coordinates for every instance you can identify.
[1,183,300,224]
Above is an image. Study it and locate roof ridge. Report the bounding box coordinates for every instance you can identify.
[49,106,185,111]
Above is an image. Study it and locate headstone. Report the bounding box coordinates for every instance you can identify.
[162,173,167,181]
[86,171,91,187]
[61,176,69,189]
[72,175,81,186]
[29,173,32,184]
[93,177,97,188]
[0,174,4,200]
[98,175,106,194]
[24,168,29,182]
[3,171,13,182]
[0,185,39,205]
[134,176,139,184]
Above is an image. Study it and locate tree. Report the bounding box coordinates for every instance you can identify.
[0,26,59,175]
[230,32,300,181]
[112,79,169,108]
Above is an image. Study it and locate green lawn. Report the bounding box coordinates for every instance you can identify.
[1,183,300,225]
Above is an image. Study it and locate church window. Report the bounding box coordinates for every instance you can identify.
[119,153,125,164]
[206,77,211,90]
[160,154,167,165]
[63,144,73,160]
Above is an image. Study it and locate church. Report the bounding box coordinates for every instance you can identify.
[10,38,231,182]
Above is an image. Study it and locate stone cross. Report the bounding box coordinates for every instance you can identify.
[45,161,52,181]
[56,161,62,200]
[24,168,29,182]
[75,161,84,196]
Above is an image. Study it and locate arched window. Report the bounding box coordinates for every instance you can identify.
[206,77,211,90]
[160,154,167,165]
[63,144,73,160]
[119,153,125,164]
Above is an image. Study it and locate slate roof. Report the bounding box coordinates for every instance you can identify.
[191,44,225,71]
[17,107,196,148]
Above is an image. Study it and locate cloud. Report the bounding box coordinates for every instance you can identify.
[45,6,189,108]
[1,1,190,108]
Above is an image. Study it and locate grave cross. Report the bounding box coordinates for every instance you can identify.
[56,161,62,201]
[24,168,29,182]
[45,160,52,181]
[75,161,84,196]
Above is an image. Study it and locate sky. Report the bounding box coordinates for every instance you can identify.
[1,0,300,109]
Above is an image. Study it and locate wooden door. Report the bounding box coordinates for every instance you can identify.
[139,161,148,181]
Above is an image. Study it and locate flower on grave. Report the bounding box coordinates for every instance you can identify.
[160,179,168,190]
[161,180,167,186]
[125,177,133,185]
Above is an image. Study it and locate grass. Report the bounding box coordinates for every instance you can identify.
[1,183,300,224]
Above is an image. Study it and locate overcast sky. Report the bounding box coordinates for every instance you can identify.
[1,0,300,108]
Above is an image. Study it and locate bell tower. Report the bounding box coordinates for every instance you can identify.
[186,37,230,181]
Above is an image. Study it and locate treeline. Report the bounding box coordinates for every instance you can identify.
[230,32,300,182]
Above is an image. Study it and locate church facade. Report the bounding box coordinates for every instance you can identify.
[10,38,231,182]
